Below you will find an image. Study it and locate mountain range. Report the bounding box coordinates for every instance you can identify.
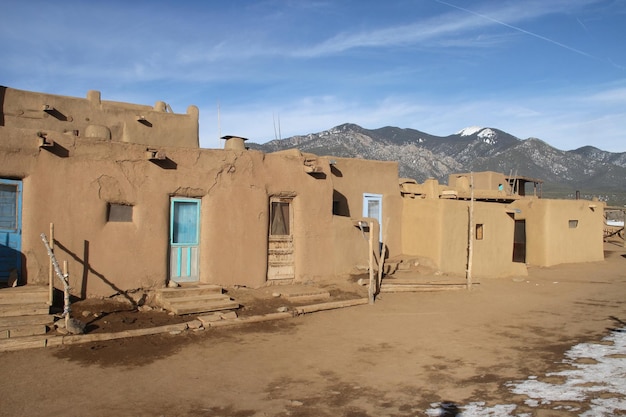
[248,123,626,206]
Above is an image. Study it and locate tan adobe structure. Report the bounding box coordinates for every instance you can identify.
[0,86,606,307]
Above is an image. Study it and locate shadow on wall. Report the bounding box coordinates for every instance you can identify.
[333,190,350,217]
[53,239,136,305]
[0,86,5,126]
[0,246,26,285]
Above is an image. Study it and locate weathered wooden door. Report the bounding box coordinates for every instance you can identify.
[0,179,22,284]
[267,197,294,281]
[169,197,200,283]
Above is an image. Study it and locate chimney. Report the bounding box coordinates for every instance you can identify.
[222,135,248,151]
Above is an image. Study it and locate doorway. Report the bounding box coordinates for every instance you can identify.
[267,197,294,281]
[0,179,22,284]
[169,197,200,283]
[363,193,383,243]
[513,219,526,263]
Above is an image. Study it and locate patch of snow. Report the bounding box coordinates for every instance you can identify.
[424,326,626,416]
[478,128,497,144]
[457,126,483,136]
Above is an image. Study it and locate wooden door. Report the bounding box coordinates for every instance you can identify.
[267,198,294,281]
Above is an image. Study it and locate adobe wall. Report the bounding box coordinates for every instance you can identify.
[0,86,199,149]
[402,198,527,278]
[448,171,508,192]
[401,198,444,266]
[0,125,271,296]
[264,151,337,282]
[2,117,405,296]
[511,198,605,266]
[329,157,403,260]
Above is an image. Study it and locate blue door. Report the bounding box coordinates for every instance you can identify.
[169,198,200,283]
[0,179,22,284]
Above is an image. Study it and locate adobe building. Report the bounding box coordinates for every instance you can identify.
[0,86,402,299]
[0,86,606,304]
[399,171,605,278]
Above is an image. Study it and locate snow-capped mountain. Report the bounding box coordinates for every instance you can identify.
[249,123,626,205]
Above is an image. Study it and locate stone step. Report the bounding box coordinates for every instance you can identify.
[168,298,240,315]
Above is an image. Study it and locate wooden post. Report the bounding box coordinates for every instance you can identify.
[63,260,70,327]
[368,221,375,304]
[48,223,54,306]
[466,173,474,290]
[377,217,390,295]
[622,210,626,248]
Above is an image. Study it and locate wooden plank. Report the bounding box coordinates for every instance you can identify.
[0,304,50,317]
[0,325,47,339]
[295,298,369,315]
[0,314,54,328]
[61,323,190,345]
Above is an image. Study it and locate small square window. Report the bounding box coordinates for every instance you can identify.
[107,203,133,222]
[568,219,578,229]
[475,224,484,240]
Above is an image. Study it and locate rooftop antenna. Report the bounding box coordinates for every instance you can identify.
[273,112,282,140]
[273,112,277,140]
[217,100,221,148]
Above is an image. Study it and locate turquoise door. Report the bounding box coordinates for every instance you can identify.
[0,179,22,284]
[169,198,200,283]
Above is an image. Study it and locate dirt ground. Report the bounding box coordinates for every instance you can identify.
[1,242,625,417]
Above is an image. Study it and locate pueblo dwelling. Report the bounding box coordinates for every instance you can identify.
[0,86,606,312]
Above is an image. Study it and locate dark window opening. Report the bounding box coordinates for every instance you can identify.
[476,224,484,240]
[107,203,133,222]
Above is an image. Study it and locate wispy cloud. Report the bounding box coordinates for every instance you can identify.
[435,0,595,59]
[293,0,599,58]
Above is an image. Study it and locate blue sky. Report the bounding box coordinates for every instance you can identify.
[2,1,625,152]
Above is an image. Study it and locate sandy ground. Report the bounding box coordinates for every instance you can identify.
[1,242,625,417]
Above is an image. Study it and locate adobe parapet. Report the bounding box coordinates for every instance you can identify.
[0,86,199,148]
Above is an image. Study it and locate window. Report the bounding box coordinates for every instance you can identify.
[569,220,578,229]
[270,201,291,236]
[475,224,484,240]
[107,203,133,222]
[0,183,18,229]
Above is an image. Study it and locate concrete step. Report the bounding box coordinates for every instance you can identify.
[156,284,223,300]
[160,293,231,307]
[380,283,468,293]
[168,298,240,315]
[275,286,331,302]
[155,284,239,315]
